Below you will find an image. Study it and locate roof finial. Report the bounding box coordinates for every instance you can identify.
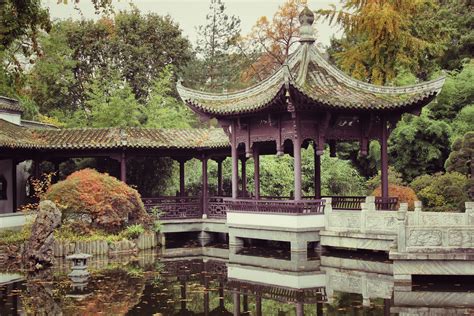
[299,5,315,43]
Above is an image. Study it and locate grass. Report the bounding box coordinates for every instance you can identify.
[54,224,150,244]
[0,224,32,246]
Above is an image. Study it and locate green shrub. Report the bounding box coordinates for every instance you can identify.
[410,172,472,212]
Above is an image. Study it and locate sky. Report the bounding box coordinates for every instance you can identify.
[44,0,342,48]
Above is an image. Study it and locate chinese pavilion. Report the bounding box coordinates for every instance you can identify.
[177,6,446,205]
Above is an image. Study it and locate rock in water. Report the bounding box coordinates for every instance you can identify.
[23,200,62,270]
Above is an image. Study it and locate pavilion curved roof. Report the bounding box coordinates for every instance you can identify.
[0,96,23,113]
[0,119,229,151]
[177,43,446,117]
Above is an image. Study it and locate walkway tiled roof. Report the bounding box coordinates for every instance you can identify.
[0,96,23,113]
[0,119,229,150]
[177,44,445,116]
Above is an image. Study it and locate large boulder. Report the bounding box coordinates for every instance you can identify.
[23,200,62,270]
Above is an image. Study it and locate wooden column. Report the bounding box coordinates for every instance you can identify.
[217,159,223,196]
[180,281,187,311]
[120,151,127,183]
[219,282,225,309]
[240,158,247,197]
[179,160,186,196]
[255,295,262,316]
[242,291,248,313]
[11,159,17,213]
[231,122,239,199]
[380,116,389,199]
[294,138,302,201]
[316,302,323,316]
[314,143,321,199]
[233,292,240,316]
[202,156,208,217]
[253,145,260,199]
[296,302,304,316]
[53,160,60,183]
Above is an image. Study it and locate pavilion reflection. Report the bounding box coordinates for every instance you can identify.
[2,247,474,315]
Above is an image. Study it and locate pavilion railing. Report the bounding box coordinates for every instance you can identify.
[375,197,399,211]
[208,197,228,219]
[325,196,365,210]
[224,198,325,215]
[143,196,202,220]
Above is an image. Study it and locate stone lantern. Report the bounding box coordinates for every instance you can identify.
[66,252,92,284]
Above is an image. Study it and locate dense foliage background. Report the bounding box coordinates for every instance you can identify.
[1,0,472,211]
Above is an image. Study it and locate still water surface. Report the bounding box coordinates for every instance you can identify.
[1,243,473,315]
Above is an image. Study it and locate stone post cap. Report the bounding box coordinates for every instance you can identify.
[365,196,375,203]
[414,200,422,212]
[399,203,408,212]
[466,201,474,212]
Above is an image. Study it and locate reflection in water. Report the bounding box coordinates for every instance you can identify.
[1,247,473,315]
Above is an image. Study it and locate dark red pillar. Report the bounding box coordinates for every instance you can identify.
[255,295,262,316]
[217,159,223,196]
[314,143,321,199]
[233,292,240,316]
[231,122,239,199]
[202,156,208,217]
[380,116,389,199]
[294,138,302,201]
[11,159,17,213]
[253,145,260,199]
[179,160,186,196]
[241,158,247,197]
[120,151,127,183]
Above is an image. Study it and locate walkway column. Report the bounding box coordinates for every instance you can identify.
[52,160,60,184]
[217,159,223,196]
[202,156,208,217]
[255,295,262,316]
[294,138,302,201]
[120,151,127,183]
[231,122,239,199]
[253,145,260,199]
[314,143,321,199]
[179,159,186,196]
[11,159,17,213]
[296,302,304,316]
[233,292,240,316]
[240,158,247,197]
[180,281,187,311]
[219,282,225,309]
[380,116,389,199]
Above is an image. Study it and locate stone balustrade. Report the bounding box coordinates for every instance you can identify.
[324,196,401,235]
[397,202,474,253]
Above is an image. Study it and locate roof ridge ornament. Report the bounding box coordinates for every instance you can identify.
[299,5,315,43]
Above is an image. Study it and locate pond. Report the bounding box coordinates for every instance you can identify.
[1,244,473,315]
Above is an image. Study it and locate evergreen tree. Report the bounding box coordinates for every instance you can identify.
[194,0,241,90]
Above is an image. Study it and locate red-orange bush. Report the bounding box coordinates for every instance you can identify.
[44,169,150,232]
[372,184,418,210]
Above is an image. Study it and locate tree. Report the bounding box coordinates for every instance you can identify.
[0,0,50,52]
[388,111,452,182]
[429,61,474,121]
[445,132,473,177]
[317,0,445,84]
[144,66,196,129]
[83,72,143,128]
[241,0,304,82]
[194,0,241,90]
[451,105,474,140]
